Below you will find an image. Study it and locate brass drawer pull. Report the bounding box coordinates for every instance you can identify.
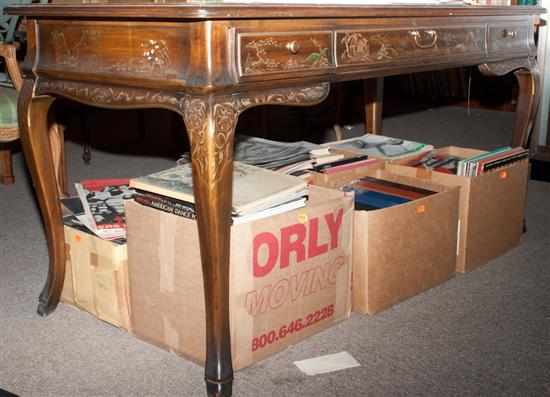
[503,29,517,38]
[286,40,301,54]
[410,29,438,49]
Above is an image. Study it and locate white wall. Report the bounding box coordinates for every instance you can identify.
[534,1,550,147]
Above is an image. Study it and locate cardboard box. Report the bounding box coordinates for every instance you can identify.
[387,146,529,273]
[312,164,459,315]
[126,186,353,370]
[309,156,385,188]
[61,226,131,330]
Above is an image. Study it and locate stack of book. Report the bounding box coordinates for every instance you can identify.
[130,159,308,225]
[345,176,436,211]
[230,134,428,177]
[230,135,386,178]
[405,147,529,177]
[308,149,381,175]
[456,147,529,177]
[233,135,318,170]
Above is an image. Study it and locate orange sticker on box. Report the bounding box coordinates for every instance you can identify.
[74,234,82,243]
[499,170,508,180]
[416,204,426,214]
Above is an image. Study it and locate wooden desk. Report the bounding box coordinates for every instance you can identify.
[7,3,544,396]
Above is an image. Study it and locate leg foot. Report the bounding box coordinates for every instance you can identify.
[206,378,233,397]
[37,300,55,317]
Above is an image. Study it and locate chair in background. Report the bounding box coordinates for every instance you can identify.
[0,0,65,190]
[0,42,19,184]
[0,0,23,184]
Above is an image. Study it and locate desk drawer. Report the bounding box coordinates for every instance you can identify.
[238,31,333,76]
[487,23,531,55]
[336,26,485,67]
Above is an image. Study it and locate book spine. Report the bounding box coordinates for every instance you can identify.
[322,158,380,174]
[134,194,197,220]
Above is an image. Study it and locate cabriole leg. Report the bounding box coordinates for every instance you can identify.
[513,69,539,148]
[182,96,236,397]
[479,59,540,148]
[17,79,65,316]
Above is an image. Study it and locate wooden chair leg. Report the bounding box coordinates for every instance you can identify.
[0,148,15,185]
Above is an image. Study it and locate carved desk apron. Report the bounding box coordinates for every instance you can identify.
[6,4,545,397]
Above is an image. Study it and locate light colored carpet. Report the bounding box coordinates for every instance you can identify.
[1,106,549,397]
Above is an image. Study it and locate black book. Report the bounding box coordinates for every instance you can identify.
[133,190,197,220]
[311,155,369,172]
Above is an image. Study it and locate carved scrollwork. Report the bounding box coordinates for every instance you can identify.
[37,79,329,183]
[182,83,330,182]
[181,97,209,177]
[37,79,185,112]
[478,57,535,77]
[235,82,330,110]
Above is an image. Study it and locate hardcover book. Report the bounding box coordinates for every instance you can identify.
[353,176,436,200]
[456,146,528,176]
[354,190,411,211]
[130,161,308,216]
[348,176,435,210]
[134,191,197,220]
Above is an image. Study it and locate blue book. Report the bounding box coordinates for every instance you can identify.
[354,189,410,210]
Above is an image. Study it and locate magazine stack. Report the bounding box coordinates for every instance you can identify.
[232,133,432,180]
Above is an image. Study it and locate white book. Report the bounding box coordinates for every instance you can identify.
[232,197,307,225]
[322,133,433,160]
[130,161,308,216]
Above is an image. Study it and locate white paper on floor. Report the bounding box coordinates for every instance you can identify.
[294,351,360,376]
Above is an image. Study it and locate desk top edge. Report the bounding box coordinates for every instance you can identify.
[7,4,545,20]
